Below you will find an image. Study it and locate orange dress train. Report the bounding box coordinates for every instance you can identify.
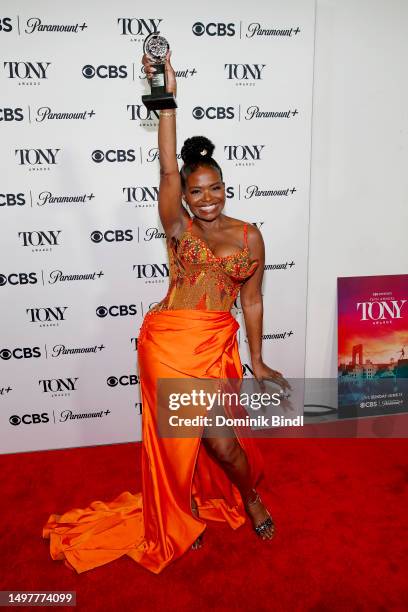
[42,219,264,574]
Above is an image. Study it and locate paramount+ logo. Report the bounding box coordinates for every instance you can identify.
[192,22,235,37]
[192,106,235,120]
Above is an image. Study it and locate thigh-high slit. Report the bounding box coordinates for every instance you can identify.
[42,309,264,574]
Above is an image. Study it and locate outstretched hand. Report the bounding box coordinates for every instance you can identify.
[252,361,292,393]
[142,50,177,97]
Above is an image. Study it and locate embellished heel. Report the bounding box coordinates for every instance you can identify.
[244,489,275,540]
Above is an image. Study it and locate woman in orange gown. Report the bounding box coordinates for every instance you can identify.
[42,52,290,574]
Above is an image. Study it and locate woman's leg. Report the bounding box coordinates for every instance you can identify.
[201,433,275,540]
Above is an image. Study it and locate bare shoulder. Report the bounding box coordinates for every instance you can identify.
[223,214,264,245]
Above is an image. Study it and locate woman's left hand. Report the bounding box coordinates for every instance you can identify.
[252,361,291,392]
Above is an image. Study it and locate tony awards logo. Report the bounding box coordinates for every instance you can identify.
[142,32,177,110]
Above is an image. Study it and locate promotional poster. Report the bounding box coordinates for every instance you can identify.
[338,274,408,418]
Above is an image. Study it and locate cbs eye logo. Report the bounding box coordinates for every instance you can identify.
[82,65,96,78]
[92,150,104,163]
[192,22,235,37]
[192,106,205,119]
[96,306,108,317]
[91,231,103,243]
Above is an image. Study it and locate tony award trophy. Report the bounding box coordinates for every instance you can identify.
[142,33,177,110]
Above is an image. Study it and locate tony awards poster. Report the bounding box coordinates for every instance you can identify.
[338,274,408,419]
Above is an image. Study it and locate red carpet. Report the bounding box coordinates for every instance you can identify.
[1,439,407,611]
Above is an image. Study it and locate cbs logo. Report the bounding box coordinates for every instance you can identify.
[0,18,12,32]
[0,193,25,206]
[91,230,133,243]
[9,413,49,426]
[0,108,23,121]
[0,272,37,286]
[82,65,127,79]
[0,347,41,360]
[192,22,235,37]
[96,304,137,317]
[192,106,235,120]
[106,375,139,386]
[91,149,136,163]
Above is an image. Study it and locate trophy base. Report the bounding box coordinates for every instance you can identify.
[142,93,178,111]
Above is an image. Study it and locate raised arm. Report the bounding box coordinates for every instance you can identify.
[142,51,189,238]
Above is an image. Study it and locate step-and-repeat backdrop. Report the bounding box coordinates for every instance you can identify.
[0,0,316,454]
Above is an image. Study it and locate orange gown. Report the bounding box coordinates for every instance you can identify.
[42,217,265,574]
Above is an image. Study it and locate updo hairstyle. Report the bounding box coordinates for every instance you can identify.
[180,136,223,189]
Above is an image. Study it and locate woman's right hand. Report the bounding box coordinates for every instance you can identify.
[142,50,177,98]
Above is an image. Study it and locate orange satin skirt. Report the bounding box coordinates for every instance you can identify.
[42,309,264,574]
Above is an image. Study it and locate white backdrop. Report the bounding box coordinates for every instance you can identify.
[305,0,408,379]
[0,0,316,454]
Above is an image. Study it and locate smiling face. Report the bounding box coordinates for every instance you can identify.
[183,165,225,221]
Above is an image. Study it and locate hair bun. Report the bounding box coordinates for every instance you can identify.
[181,136,215,164]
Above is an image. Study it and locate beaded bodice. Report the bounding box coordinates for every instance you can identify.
[150,217,259,312]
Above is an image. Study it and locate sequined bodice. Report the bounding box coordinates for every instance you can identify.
[150,218,259,312]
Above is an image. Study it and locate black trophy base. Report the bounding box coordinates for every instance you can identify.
[142,92,178,111]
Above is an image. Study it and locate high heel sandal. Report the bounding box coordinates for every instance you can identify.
[244,489,275,539]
